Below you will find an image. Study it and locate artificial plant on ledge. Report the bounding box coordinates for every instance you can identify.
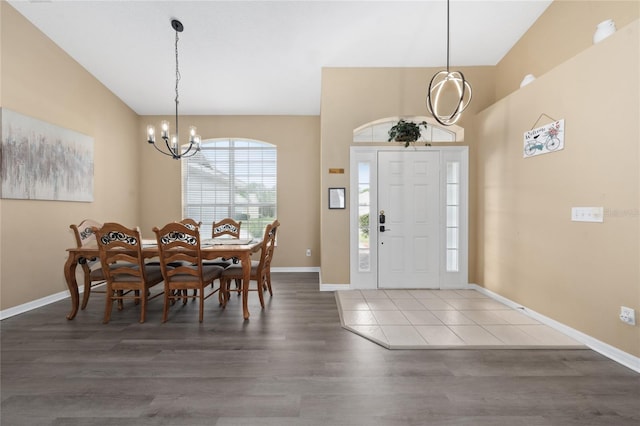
[388,119,429,147]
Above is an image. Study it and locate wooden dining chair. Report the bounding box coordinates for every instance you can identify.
[179,218,201,231]
[153,222,225,322]
[212,218,242,239]
[220,219,280,308]
[70,219,106,310]
[211,218,243,290]
[92,223,164,324]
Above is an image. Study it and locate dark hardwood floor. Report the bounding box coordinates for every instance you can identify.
[1,272,639,425]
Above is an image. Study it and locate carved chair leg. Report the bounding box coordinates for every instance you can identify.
[104,288,114,324]
[220,278,231,307]
[257,278,265,308]
[265,270,273,296]
[139,288,147,323]
[198,286,205,322]
[117,290,124,311]
[162,288,170,323]
[218,279,225,306]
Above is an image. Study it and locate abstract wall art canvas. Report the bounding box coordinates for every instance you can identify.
[0,108,94,202]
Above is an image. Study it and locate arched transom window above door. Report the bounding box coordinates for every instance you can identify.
[353,116,464,143]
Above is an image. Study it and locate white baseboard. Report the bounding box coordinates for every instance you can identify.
[320,283,350,292]
[0,289,72,320]
[470,284,640,373]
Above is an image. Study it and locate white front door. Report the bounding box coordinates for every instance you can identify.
[377,150,440,288]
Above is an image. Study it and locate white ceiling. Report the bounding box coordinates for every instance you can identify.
[8,0,552,116]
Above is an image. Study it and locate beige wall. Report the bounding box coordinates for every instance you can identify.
[475,21,639,356]
[495,0,639,100]
[319,66,496,285]
[0,3,141,309]
[138,115,321,268]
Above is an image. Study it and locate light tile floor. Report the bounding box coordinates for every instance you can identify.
[335,289,585,349]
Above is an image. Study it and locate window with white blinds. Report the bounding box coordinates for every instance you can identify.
[182,139,277,239]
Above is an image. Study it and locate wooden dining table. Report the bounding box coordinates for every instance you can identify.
[63,238,262,321]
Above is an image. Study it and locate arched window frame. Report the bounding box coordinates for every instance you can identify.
[353,116,464,143]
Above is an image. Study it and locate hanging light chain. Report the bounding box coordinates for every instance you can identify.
[446,0,450,72]
[174,29,180,139]
[146,19,200,160]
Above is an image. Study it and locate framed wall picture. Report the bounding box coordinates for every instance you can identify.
[1,108,94,202]
[329,187,345,209]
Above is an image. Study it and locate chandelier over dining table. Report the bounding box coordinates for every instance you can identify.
[146,19,200,159]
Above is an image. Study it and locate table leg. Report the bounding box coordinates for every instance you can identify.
[240,252,251,320]
[64,253,80,320]
[80,262,93,310]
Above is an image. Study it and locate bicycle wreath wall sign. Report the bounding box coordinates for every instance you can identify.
[524,114,565,158]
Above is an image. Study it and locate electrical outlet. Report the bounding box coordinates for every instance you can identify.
[306,248,312,257]
[619,306,636,325]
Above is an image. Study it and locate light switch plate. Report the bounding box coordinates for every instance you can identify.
[571,207,604,222]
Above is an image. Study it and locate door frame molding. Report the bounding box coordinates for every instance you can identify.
[349,145,469,289]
